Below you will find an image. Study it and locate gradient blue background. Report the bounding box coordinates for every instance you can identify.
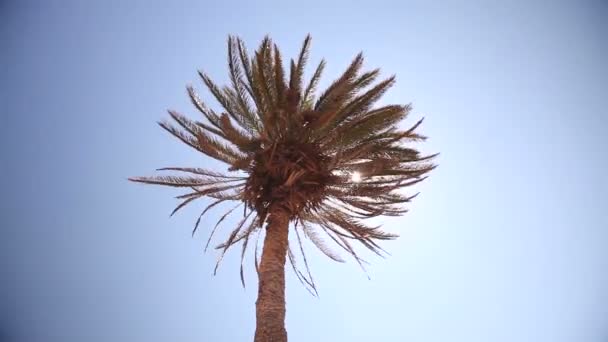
[1,1,607,341]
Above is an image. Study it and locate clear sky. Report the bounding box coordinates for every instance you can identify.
[1,1,607,341]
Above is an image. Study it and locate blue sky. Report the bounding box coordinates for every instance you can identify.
[1,1,607,341]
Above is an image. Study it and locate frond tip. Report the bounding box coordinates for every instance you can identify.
[129,34,437,293]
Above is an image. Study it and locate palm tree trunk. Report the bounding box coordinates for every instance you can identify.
[254,210,289,342]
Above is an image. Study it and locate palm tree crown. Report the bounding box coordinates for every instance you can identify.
[130,35,436,294]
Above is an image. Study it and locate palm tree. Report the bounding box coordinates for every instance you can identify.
[130,35,436,342]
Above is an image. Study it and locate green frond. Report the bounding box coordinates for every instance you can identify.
[127,175,236,187]
[196,128,247,164]
[236,37,265,118]
[195,120,227,139]
[238,217,261,288]
[191,198,226,236]
[227,36,260,133]
[167,110,208,138]
[287,242,317,296]
[320,210,380,238]
[186,85,222,129]
[251,57,270,121]
[300,212,369,265]
[205,189,243,201]
[314,52,364,113]
[216,215,261,250]
[252,37,276,120]
[329,140,379,164]
[198,71,252,133]
[293,222,317,295]
[175,184,244,201]
[214,210,254,275]
[156,167,244,179]
[157,120,204,153]
[300,59,325,110]
[261,38,277,109]
[352,68,381,91]
[317,211,393,260]
[290,34,312,95]
[367,144,419,161]
[204,203,242,252]
[324,104,408,148]
[273,44,287,109]
[300,222,345,262]
[322,75,397,132]
[219,113,259,150]
[223,87,258,134]
[319,223,370,275]
[236,38,254,92]
[385,118,427,143]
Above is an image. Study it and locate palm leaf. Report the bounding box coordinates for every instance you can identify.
[290,34,312,95]
[300,59,325,110]
[314,52,364,113]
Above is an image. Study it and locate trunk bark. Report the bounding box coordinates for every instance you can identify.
[254,210,289,342]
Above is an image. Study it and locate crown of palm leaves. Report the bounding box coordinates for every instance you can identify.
[130,35,436,295]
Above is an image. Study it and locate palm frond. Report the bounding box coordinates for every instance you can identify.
[227,36,259,133]
[273,44,287,109]
[192,198,226,236]
[287,244,317,296]
[314,52,364,113]
[252,37,276,121]
[186,85,222,129]
[290,34,312,95]
[300,59,325,110]
[157,120,203,153]
[324,104,409,148]
[214,210,254,275]
[301,222,344,262]
[318,75,396,134]
[198,71,252,133]
[128,175,233,187]
[292,223,318,295]
[238,220,261,288]
[156,167,244,179]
